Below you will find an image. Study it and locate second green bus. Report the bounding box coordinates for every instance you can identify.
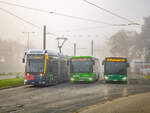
[70,56,100,82]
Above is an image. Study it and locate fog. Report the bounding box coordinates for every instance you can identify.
[0,0,150,72]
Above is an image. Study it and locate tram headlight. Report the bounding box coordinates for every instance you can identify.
[70,78,74,81]
[40,73,43,76]
[24,80,27,84]
[105,76,108,80]
[89,77,93,81]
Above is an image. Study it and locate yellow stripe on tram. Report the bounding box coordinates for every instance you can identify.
[44,54,48,74]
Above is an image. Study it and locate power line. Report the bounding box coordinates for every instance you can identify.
[50,12,113,25]
[60,25,114,33]
[0,1,50,13]
[83,0,134,23]
[0,1,116,26]
[0,8,58,36]
[0,8,42,29]
[0,7,115,39]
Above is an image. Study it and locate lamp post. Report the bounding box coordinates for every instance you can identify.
[74,43,76,56]
[91,40,93,56]
[22,32,35,50]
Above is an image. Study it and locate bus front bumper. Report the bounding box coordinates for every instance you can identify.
[70,77,94,82]
[104,76,127,82]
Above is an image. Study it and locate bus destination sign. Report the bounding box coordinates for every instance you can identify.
[106,58,126,62]
[72,58,90,61]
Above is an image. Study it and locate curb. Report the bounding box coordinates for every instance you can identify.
[0,84,24,90]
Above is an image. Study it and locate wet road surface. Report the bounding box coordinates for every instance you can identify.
[0,75,150,113]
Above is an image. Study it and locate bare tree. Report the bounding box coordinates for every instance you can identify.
[140,16,150,61]
[107,30,138,61]
[0,40,26,72]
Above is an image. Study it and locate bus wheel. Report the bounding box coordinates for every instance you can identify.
[123,81,127,84]
[105,81,109,83]
[45,82,49,87]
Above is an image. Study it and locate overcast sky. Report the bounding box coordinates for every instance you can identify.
[0,0,150,56]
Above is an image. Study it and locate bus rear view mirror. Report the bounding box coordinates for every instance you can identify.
[92,60,95,65]
[22,58,25,63]
[127,63,130,67]
[102,60,104,65]
[67,61,69,66]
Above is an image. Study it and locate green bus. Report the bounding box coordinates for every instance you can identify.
[102,57,129,83]
[70,56,100,82]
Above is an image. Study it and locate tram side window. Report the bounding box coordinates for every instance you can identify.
[46,60,53,73]
[61,60,67,74]
[53,60,59,75]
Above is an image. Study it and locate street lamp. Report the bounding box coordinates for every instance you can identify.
[22,32,35,50]
[56,37,68,54]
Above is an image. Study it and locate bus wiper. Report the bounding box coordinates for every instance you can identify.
[117,69,124,74]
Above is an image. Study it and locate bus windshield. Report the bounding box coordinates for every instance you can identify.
[105,62,127,74]
[71,58,93,73]
[26,55,45,73]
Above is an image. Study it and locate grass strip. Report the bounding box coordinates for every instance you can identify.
[0,72,22,76]
[143,75,150,80]
[0,78,24,89]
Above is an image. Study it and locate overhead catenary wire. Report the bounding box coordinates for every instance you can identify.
[0,8,42,29]
[0,8,58,36]
[0,1,116,26]
[83,0,134,23]
[0,7,113,39]
[49,12,113,26]
[59,25,117,33]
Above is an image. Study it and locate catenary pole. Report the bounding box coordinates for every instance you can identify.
[43,25,46,50]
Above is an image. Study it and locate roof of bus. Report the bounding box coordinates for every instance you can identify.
[71,56,93,58]
[105,57,127,59]
[105,57,128,62]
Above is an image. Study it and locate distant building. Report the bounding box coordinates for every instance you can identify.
[133,60,150,75]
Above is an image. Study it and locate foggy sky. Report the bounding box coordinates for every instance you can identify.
[0,0,150,56]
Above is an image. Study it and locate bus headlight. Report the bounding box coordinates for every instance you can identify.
[70,78,74,81]
[122,77,127,80]
[105,76,108,80]
[89,77,93,81]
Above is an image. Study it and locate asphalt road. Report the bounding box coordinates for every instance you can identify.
[0,75,150,113]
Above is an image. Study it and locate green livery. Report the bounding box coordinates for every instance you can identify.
[70,56,100,82]
[102,57,129,83]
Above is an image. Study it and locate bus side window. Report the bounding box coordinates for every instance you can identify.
[46,60,53,73]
